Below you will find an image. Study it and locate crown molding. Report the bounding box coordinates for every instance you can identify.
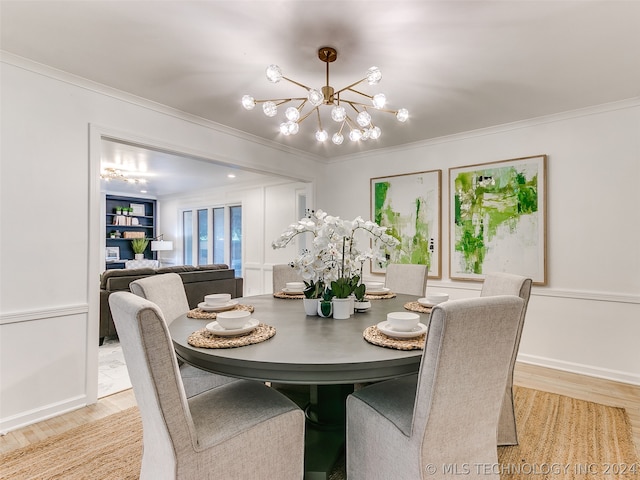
[329,96,640,164]
[1,51,325,164]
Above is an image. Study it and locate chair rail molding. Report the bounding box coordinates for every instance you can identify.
[0,304,89,325]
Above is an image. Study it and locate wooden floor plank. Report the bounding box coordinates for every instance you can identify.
[1,365,638,456]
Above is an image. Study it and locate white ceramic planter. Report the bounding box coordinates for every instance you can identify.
[303,298,319,316]
[317,301,333,318]
[332,298,351,319]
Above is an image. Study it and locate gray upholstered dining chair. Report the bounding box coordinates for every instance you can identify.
[272,263,304,293]
[383,263,428,296]
[109,292,305,480]
[480,271,533,446]
[130,273,237,398]
[346,295,525,480]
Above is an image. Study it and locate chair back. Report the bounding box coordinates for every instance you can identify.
[130,273,190,325]
[384,263,428,296]
[109,292,196,476]
[412,296,524,465]
[480,272,533,445]
[272,264,303,293]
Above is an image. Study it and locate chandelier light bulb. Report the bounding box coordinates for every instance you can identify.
[396,108,409,122]
[308,89,323,106]
[241,95,256,110]
[280,121,299,135]
[370,126,382,139]
[332,132,344,145]
[285,107,300,122]
[265,64,283,83]
[349,129,362,142]
[366,66,382,85]
[315,129,328,142]
[361,129,370,141]
[356,111,372,127]
[263,101,278,117]
[331,105,346,122]
[372,93,387,109]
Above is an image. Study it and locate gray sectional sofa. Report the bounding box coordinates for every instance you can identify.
[99,264,243,344]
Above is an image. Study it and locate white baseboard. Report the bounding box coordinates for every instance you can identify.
[517,353,640,386]
[0,394,88,435]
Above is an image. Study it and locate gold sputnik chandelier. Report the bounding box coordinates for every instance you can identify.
[100,167,147,184]
[241,47,408,145]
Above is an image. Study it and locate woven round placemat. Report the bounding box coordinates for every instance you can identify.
[365,292,396,300]
[187,323,275,349]
[186,303,254,320]
[404,301,432,314]
[273,291,304,299]
[363,325,425,350]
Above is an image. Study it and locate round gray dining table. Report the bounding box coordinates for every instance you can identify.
[169,293,428,480]
[169,293,426,385]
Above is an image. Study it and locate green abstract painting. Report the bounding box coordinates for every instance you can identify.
[449,155,547,284]
[371,170,441,278]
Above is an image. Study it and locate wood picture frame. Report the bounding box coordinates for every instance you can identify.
[371,169,442,278]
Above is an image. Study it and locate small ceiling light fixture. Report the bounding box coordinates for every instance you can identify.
[242,47,408,146]
[100,167,147,184]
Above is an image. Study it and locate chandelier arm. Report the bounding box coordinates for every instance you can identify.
[254,97,307,105]
[281,76,313,91]
[297,105,319,124]
[334,78,367,95]
[345,87,373,100]
[342,98,400,115]
[316,108,323,130]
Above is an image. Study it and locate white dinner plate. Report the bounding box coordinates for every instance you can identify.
[417,298,434,307]
[197,300,239,312]
[367,287,390,295]
[206,318,259,336]
[281,288,304,294]
[376,320,427,339]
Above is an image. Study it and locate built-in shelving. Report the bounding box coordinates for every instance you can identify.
[105,194,157,269]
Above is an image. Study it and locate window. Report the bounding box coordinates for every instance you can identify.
[230,205,242,277]
[183,211,193,265]
[212,207,225,264]
[197,209,208,265]
[182,205,242,275]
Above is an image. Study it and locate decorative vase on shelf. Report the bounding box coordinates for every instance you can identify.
[134,253,144,260]
[317,300,333,318]
[332,298,351,320]
[303,298,319,316]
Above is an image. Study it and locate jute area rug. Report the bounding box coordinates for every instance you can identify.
[1,386,638,480]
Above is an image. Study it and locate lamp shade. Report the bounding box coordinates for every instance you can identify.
[151,240,173,251]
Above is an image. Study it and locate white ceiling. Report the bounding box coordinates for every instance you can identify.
[99,139,278,197]
[2,1,640,193]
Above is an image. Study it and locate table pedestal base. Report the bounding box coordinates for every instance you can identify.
[276,383,352,480]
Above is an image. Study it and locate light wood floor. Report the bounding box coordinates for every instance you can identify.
[1,362,639,455]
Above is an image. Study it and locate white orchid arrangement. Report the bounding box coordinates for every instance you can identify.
[272,209,400,297]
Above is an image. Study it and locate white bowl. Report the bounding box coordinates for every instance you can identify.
[216,310,251,330]
[387,312,420,332]
[285,282,305,291]
[426,292,449,305]
[205,293,231,305]
[365,281,384,291]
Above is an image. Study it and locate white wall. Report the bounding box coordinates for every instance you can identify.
[317,100,640,384]
[0,56,321,433]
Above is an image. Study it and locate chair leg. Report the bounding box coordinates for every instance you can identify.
[497,387,518,446]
